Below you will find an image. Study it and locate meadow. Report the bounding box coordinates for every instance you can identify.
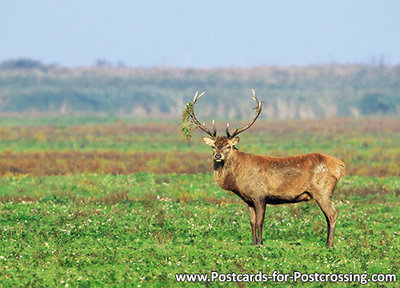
[0,117,399,287]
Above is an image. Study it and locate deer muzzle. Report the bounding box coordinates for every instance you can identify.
[214,153,224,162]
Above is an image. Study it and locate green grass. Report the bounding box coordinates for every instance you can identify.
[0,173,399,287]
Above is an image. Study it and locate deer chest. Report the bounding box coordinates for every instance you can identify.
[214,170,240,192]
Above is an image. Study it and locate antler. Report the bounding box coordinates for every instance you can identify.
[187,91,217,138]
[226,89,262,138]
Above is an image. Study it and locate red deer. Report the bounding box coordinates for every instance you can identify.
[186,90,345,247]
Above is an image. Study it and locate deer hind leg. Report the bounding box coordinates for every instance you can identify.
[254,201,266,245]
[313,194,338,247]
[249,206,257,245]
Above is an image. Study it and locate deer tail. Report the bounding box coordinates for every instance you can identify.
[332,158,345,181]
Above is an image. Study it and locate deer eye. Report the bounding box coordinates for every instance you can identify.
[226,145,231,149]
[212,145,216,149]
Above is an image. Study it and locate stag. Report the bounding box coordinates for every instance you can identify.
[186,90,345,247]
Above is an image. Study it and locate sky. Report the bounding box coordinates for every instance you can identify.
[0,1,399,67]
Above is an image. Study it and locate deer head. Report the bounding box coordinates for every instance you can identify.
[202,136,240,162]
[187,90,262,163]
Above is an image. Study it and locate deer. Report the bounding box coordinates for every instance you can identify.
[185,90,345,247]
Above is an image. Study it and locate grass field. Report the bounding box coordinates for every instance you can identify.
[0,117,399,287]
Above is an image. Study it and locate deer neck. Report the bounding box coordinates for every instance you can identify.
[213,149,240,191]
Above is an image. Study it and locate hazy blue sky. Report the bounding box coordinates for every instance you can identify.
[1,1,399,67]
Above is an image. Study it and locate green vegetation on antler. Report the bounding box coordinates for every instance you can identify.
[181,91,206,141]
[181,101,195,141]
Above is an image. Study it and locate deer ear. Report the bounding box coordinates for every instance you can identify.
[202,137,215,146]
[229,137,240,146]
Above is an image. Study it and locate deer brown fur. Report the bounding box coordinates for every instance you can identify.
[187,90,345,247]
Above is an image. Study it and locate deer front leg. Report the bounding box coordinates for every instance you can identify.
[248,206,257,245]
[254,201,266,245]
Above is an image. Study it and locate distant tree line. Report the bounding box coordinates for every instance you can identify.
[0,58,399,119]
